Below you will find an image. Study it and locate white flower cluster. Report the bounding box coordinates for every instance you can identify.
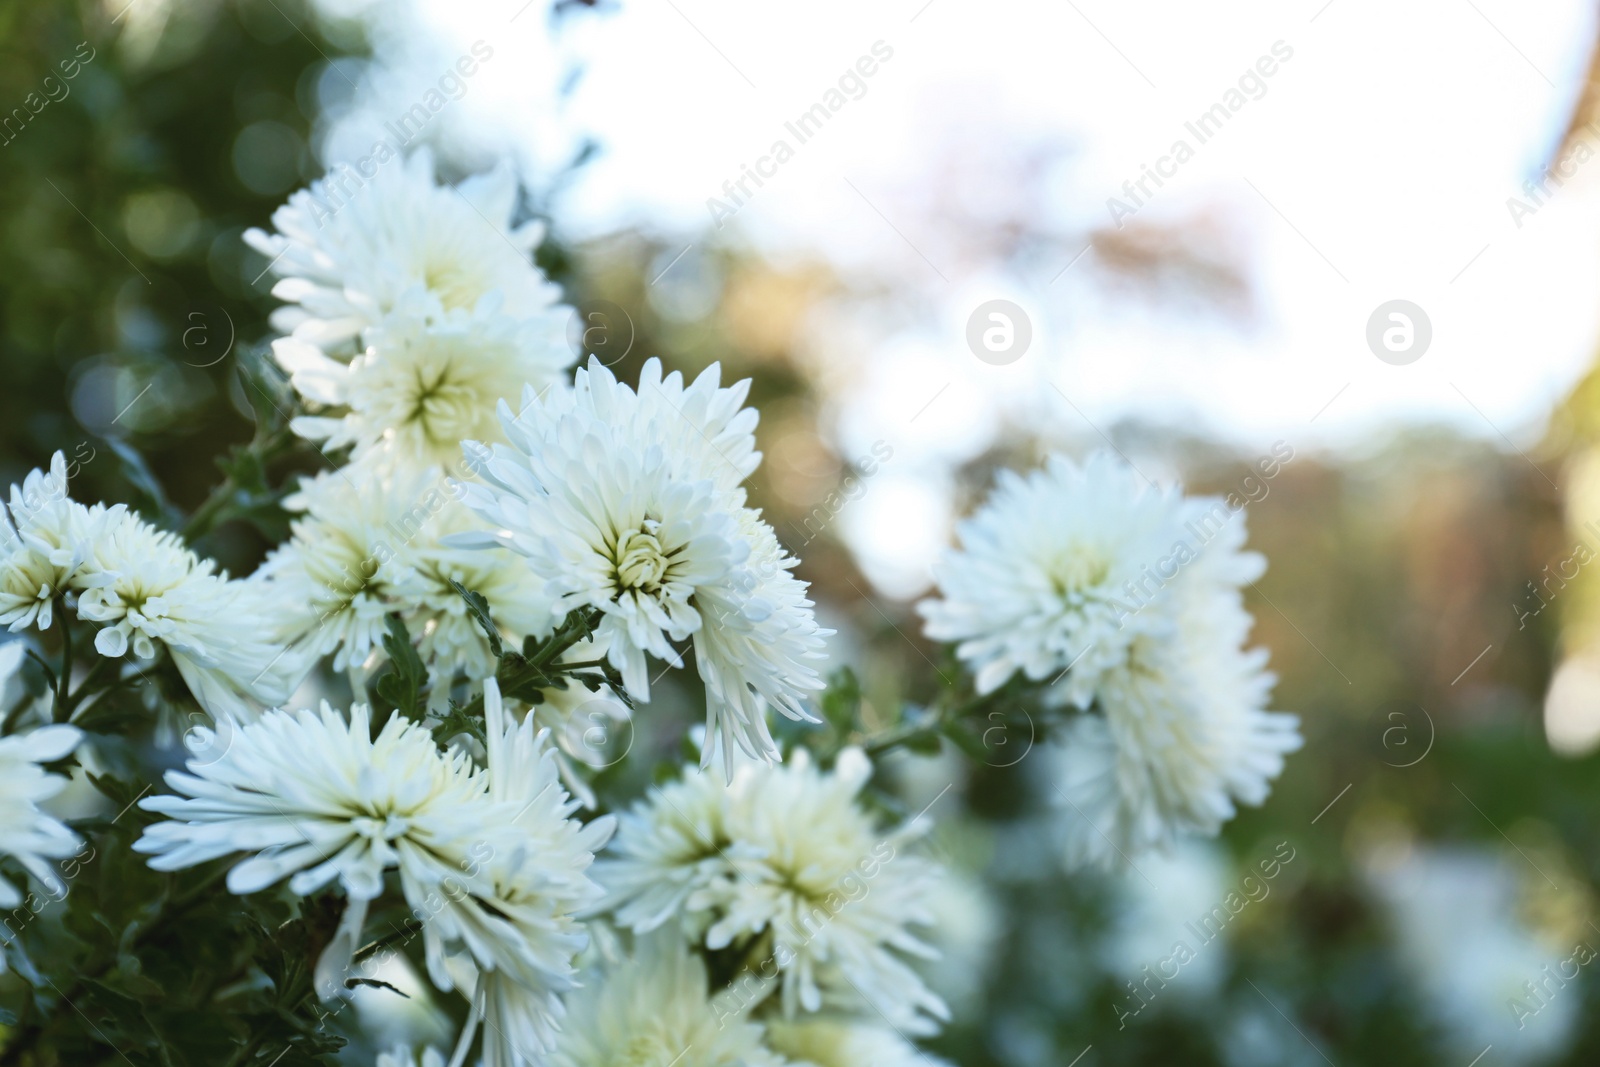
[126,151,893,1067]
[0,452,297,720]
[453,356,831,771]
[919,452,1301,868]
[560,746,950,1067]
[2,140,1304,1067]
[247,149,830,770]
[243,150,579,703]
[136,680,613,1059]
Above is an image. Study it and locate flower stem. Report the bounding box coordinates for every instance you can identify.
[52,605,72,724]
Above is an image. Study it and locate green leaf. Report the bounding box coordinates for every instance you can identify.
[104,437,174,515]
[432,701,488,748]
[449,578,503,658]
[820,667,862,736]
[216,444,268,496]
[71,687,150,737]
[374,615,427,719]
[235,346,294,433]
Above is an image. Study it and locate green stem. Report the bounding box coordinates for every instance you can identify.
[549,658,608,673]
[52,604,72,724]
[58,656,117,723]
[352,918,423,966]
[528,607,602,668]
[181,426,295,541]
[455,609,610,720]
[859,684,1002,759]
[181,479,238,541]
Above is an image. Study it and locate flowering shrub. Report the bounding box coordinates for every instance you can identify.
[0,150,1295,1066]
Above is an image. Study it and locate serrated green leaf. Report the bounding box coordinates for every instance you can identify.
[432,702,488,748]
[449,578,504,658]
[375,615,426,719]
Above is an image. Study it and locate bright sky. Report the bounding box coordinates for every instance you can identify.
[325,0,1600,593]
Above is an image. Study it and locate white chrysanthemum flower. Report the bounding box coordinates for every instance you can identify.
[547,931,786,1067]
[922,451,1297,867]
[252,469,425,673]
[0,456,295,720]
[0,453,119,632]
[73,508,297,721]
[918,451,1263,708]
[440,679,614,1066]
[244,149,566,352]
[455,357,827,768]
[275,290,574,475]
[1049,592,1301,869]
[407,510,552,708]
[254,468,550,695]
[765,1017,952,1067]
[0,724,82,916]
[596,748,948,1035]
[137,698,612,1014]
[135,703,504,998]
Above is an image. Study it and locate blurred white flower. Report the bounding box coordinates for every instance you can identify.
[244,149,566,353]
[913,861,1002,1021]
[923,451,1297,867]
[596,747,948,1035]
[919,451,1261,706]
[765,1016,951,1067]
[0,723,82,921]
[529,663,633,809]
[546,931,785,1067]
[1098,841,1229,997]
[375,1047,446,1067]
[441,679,614,1066]
[1050,592,1299,869]
[1367,843,1582,1064]
[275,290,574,476]
[454,357,827,768]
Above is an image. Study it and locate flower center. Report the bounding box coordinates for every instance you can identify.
[422,257,480,311]
[614,528,672,593]
[408,366,476,440]
[1048,544,1111,603]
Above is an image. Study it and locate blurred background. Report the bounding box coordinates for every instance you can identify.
[7,0,1600,1063]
